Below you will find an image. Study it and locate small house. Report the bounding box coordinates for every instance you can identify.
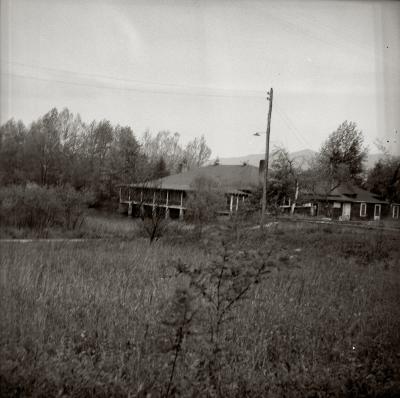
[298,182,396,221]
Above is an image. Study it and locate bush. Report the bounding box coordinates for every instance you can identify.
[0,184,93,234]
[185,176,226,237]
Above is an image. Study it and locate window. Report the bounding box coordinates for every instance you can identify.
[374,204,381,220]
[393,205,399,219]
[360,202,367,217]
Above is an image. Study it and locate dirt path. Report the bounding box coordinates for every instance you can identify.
[0,238,104,243]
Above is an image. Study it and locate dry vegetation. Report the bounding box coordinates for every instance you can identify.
[1,220,400,397]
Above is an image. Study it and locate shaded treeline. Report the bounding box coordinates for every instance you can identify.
[0,108,211,203]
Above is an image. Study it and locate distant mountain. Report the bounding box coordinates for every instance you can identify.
[212,149,316,169]
[211,150,386,170]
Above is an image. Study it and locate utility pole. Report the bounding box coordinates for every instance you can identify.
[260,88,273,230]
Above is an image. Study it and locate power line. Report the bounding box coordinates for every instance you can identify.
[3,59,216,91]
[274,104,313,149]
[3,71,313,150]
[274,110,305,149]
[1,62,267,99]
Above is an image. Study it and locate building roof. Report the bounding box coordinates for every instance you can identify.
[126,164,261,193]
[304,182,388,204]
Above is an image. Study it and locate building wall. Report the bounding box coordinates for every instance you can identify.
[332,206,342,219]
[315,202,341,219]
[391,204,400,219]
[351,203,369,221]
[381,204,390,219]
[351,202,390,221]
[312,201,390,221]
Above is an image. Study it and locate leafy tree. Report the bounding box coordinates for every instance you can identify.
[367,157,400,203]
[0,119,27,184]
[25,108,63,185]
[318,121,367,185]
[107,125,145,197]
[80,119,114,200]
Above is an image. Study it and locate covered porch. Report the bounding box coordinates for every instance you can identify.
[118,185,249,220]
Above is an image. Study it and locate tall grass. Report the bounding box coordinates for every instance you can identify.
[1,226,399,396]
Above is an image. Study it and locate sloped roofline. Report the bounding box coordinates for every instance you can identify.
[118,164,261,194]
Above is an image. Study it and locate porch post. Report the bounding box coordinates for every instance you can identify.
[179,191,184,220]
[165,190,169,219]
[230,195,233,214]
[119,187,122,203]
[140,189,144,218]
[236,196,239,212]
[127,187,132,216]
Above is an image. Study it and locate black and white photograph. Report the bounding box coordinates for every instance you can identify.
[1,0,399,396]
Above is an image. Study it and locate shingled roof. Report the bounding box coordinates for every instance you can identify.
[305,182,388,204]
[331,183,388,204]
[129,164,261,193]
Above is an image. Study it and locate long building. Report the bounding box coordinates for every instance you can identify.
[118,163,262,219]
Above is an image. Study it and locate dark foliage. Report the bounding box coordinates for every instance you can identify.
[367,157,400,203]
[0,184,93,235]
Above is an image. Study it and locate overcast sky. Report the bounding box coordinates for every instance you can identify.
[1,0,399,157]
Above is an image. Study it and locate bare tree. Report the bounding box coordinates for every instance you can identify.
[183,135,212,169]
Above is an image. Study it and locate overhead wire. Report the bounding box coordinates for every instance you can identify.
[274,108,305,149]
[2,69,315,150]
[274,103,313,149]
[1,61,267,99]
[3,60,226,91]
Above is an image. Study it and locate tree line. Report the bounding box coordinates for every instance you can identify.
[1,112,398,215]
[0,107,212,204]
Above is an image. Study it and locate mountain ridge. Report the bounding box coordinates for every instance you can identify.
[211,150,386,170]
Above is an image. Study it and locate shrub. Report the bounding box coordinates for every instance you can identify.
[0,184,93,234]
[185,176,226,237]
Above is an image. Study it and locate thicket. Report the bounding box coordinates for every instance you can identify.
[0,184,93,234]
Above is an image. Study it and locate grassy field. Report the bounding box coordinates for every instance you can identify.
[1,219,400,397]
